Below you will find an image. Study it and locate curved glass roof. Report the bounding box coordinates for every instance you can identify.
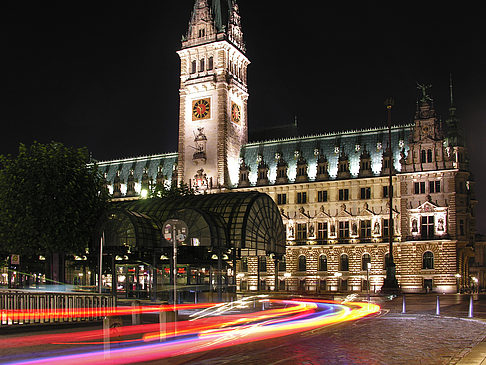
[107,192,286,257]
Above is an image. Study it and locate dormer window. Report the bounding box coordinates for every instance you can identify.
[295,156,309,183]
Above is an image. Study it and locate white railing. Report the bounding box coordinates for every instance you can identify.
[0,290,115,326]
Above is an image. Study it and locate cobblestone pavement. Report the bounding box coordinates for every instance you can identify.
[158,313,486,365]
[2,295,486,365]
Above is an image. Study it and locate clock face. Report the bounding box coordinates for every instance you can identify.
[192,98,211,120]
[231,102,241,124]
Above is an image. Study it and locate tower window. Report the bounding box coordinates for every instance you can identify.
[198,28,205,38]
[427,149,433,163]
[208,56,214,70]
[421,150,426,163]
[200,59,205,72]
[191,60,197,74]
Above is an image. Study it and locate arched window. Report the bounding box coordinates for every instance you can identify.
[298,255,306,272]
[319,255,328,271]
[362,253,371,271]
[199,58,205,72]
[340,254,349,271]
[191,60,197,74]
[423,251,434,269]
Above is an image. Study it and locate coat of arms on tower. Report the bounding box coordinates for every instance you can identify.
[192,127,207,165]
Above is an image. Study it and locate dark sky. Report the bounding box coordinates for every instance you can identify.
[2,1,485,233]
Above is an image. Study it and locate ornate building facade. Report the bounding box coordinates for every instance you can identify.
[97,0,476,293]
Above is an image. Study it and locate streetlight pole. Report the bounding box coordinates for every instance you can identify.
[382,98,400,293]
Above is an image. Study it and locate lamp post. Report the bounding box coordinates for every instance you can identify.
[382,98,400,293]
[455,273,461,293]
[366,262,371,297]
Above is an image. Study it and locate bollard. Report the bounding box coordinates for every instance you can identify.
[131,300,141,326]
[402,295,406,314]
[158,310,176,342]
[436,296,440,316]
[468,295,474,318]
[103,316,122,359]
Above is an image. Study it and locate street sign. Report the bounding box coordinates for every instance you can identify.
[10,254,20,265]
[163,219,188,243]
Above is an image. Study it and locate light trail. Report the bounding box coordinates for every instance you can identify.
[2,299,380,365]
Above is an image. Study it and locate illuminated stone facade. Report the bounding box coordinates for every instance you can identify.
[97,0,476,293]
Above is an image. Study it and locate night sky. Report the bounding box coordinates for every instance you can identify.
[2,1,485,233]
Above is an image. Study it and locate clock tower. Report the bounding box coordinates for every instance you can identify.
[177,0,249,191]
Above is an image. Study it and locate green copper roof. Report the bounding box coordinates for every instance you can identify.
[212,0,232,32]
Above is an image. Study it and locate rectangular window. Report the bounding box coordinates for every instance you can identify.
[317,222,328,240]
[421,216,434,239]
[277,193,287,205]
[338,189,349,201]
[338,221,350,238]
[317,190,328,202]
[360,220,372,238]
[297,223,307,241]
[360,187,371,199]
[297,192,307,204]
[429,180,441,193]
[383,185,393,198]
[208,56,214,70]
[200,58,205,72]
[414,182,426,194]
[383,218,394,238]
[459,219,465,236]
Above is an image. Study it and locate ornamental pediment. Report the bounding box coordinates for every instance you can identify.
[314,205,331,219]
[410,200,447,214]
[336,204,353,218]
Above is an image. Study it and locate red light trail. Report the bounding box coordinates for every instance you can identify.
[2,298,380,365]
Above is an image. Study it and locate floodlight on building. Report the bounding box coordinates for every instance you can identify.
[141,189,149,199]
[284,272,291,278]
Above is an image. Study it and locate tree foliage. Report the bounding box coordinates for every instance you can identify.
[0,142,109,256]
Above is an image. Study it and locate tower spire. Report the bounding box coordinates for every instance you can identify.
[449,73,457,117]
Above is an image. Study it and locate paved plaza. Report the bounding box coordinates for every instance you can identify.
[2,294,486,364]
